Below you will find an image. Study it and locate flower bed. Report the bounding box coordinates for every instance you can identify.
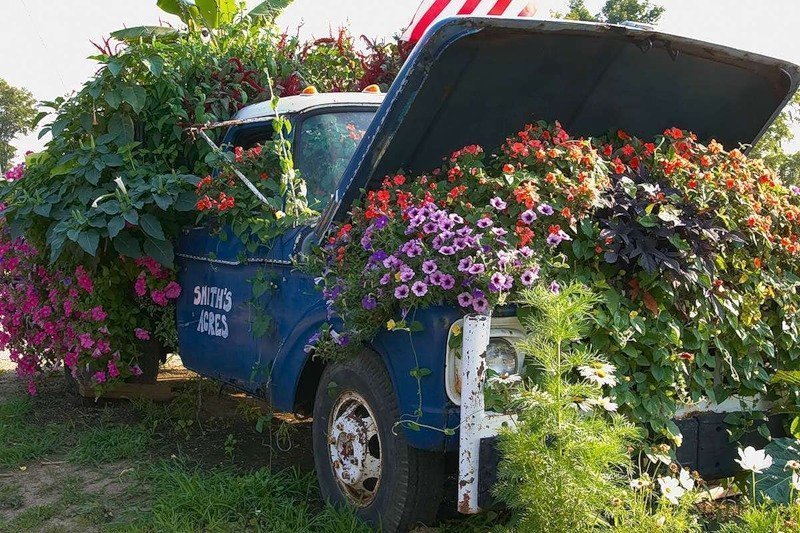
[313,120,800,439]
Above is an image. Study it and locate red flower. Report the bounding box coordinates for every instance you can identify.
[502,163,515,174]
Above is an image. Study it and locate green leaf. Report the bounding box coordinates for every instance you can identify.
[759,438,800,504]
[113,231,142,258]
[110,26,180,42]
[143,55,165,76]
[108,113,134,145]
[409,367,432,379]
[157,0,200,22]
[143,238,174,267]
[77,231,100,255]
[104,90,122,110]
[33,203,52,217]
[249,0,293,19]
[196,0,237,27]
[140,213,166,240]
[174,191,198,211]
[153,194,172,211]
[98,199,121,215]
[123,210,139,225]
[107,59,123,77]
[107,215,125,238]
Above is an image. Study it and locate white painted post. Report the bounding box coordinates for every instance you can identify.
[458,313,491,514]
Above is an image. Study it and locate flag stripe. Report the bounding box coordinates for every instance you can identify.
[409,0,454,42]
[457,0,483,15]
[487,0,513,15]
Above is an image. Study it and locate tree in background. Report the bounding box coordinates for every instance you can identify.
[751,91,800,184]
[0,78,36,173]
[554,0,664,24]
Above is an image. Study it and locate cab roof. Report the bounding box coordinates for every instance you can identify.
[234,92,384,121]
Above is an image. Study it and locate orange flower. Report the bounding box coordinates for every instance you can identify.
[753,257,762,269]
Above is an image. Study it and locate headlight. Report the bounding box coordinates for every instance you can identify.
[485,338,519,376]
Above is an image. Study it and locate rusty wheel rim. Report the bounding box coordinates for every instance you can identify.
[327,390,382,507]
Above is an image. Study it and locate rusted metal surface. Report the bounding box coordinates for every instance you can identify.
[327,391,382,507]
[458,313,491,514]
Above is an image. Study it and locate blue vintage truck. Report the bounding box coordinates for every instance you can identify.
[175,17,800,532]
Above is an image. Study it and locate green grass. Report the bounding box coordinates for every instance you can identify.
[67,425,152,465]
[0,483,23,510]
[111,460,370,533]
[0,398,66,467]
[0,503,59,531]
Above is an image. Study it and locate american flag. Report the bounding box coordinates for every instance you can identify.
[402,0,538,43]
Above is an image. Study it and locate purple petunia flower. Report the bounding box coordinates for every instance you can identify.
[549,280,561,294]
[546,233,562,246]
[423,221,438,234]
[520,209,537,224]
[362,295,377,310]
[370,250,388,263]
[520,267,540,286]
[491,227,508,237]
[439,218,455,231]
[792,185,800,196]
[472,297,490,314]
[430,271,445,286]
[489,272,507,292]
[490,197,507,210]
[380,273,391,285]
[538,203,554,216]
[399,267,415,282]
[458,257,473,272]
[422,260,438,275]
[457,292,473,307]
[450,214,464,224]
[395,284,410,299]
[412,281,428,297]
[439,245,456,256]
[373,215,389,229]
[468,263,486,275]
[440,275,456,290]
[383,254,401,269]
[497,251,514,266]
[476,217,493,228]
[518,246,533,258]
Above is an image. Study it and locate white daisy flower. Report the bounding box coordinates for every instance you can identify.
[679,468,695,491]
[658,476,685,505]
[735,446,773,474]
[578,362,618,387]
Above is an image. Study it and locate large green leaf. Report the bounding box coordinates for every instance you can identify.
[77,231,100,256]
[758,438,800,504]
[196,0,237,28]
[113,232,142,259]
[144,238,174,267]
[110,26,180,42]
[157,0,200,22]
[140,213,166,241]
[249,0,293,18]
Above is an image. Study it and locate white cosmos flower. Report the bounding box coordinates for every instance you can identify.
[657,476,686,505]
[488,373,522,386]
[630,477,651,490]
[578,362,618,387]
[679,469,695,491]
[786,460,800,471]
[792,472,800,491]
[590,396,618,412]
[570,397,593,412]
[735,446,773,474]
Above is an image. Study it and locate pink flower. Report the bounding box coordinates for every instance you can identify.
[107,361,120,378]
[151,290,168,306]
[164,281,182,299]
[26,381,37,395]
[75,266,94,294]
[134,275,147,297]
[78,333,94,349]
[93,371,106,384]
[130,365,143,376]
[135,328,151,341]
[90,306,107,322]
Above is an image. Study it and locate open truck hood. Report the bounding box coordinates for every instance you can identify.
[318,17,800,234]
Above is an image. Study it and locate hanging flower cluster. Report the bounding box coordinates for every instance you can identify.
[311,121,610,351]
[312,119,800,439]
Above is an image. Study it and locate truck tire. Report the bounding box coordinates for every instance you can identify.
[312,352,444,532]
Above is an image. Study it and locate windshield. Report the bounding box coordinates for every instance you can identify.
[295,110,375,211]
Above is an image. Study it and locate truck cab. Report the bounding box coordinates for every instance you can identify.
[176,16,799,532]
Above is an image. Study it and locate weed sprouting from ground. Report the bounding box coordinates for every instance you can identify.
[68,425,153,465]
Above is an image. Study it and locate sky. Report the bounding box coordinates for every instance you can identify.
[3,0,800,162]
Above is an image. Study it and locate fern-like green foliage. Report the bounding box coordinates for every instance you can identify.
[493,283,703,531]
